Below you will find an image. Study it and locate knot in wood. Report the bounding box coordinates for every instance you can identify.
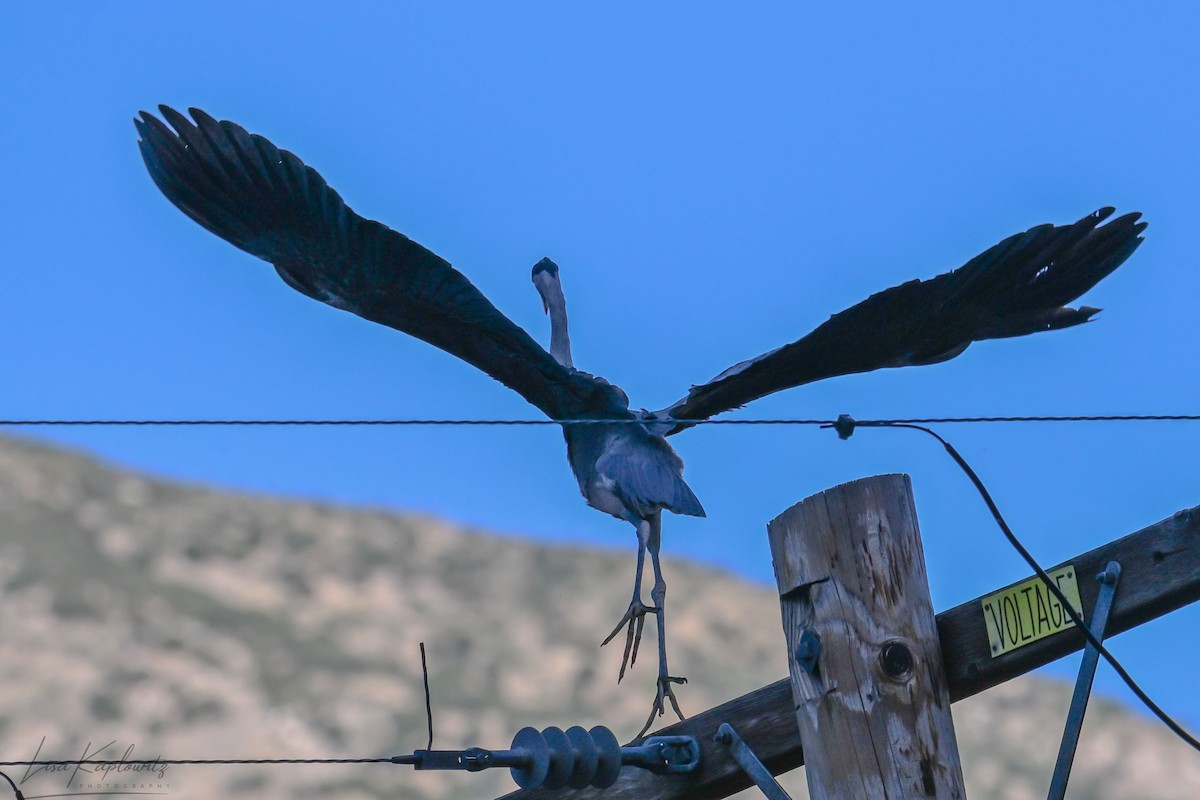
[880,640,914,681]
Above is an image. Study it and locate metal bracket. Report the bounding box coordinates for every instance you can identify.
[714,723,793,800]
[622,735,702,775]
[394,726,700,790]
[1047,560,1122,800]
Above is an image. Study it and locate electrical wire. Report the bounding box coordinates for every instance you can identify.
[0,414,1197,427]
[420,642,434,751]
[0,770,22,800]
[0,758,400,767]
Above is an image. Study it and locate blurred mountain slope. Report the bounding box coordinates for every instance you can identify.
[0,434,1196,799]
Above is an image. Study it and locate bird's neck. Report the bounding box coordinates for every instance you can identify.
[547,298,574,368]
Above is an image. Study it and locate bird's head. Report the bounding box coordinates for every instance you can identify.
[531,257,561,314]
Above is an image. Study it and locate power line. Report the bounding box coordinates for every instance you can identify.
[0,414,1197,427]
[0,758,399,766]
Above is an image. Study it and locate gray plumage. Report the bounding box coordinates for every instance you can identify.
[135,106,1147,736]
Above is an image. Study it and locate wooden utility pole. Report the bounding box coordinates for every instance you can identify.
[768,474,965,798]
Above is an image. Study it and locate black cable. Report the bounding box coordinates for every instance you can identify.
[0,758,398,766]
[850,414,1200,424]
[0,414,1197,427]
[0,419,560,426]
[0,769,23,800]
[420,642,434,751]
[851,419,1200,753]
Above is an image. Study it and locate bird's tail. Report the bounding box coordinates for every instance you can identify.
[665,474,706,518]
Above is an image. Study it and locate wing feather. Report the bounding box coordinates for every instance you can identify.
[136,106,613,419]
[658,208,1147,433]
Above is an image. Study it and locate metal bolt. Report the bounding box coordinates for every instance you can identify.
[1096,561,1121,586]
[794,630,821,675]
[880,641,914,680]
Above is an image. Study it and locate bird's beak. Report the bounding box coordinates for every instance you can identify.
[541,296,549,314]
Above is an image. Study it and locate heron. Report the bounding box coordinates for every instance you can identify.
[135,106,1147,736]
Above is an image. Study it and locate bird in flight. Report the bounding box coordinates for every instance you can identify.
[135,106,1146,737]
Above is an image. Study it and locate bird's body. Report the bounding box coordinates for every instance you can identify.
[569,423,703,522]
[136,106,1147,737]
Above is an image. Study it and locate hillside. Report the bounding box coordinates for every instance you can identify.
[0,434,1196,799]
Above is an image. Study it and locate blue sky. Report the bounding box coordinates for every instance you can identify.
[4,4,1199,731]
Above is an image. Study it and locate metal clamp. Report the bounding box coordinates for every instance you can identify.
[714,723,793,800]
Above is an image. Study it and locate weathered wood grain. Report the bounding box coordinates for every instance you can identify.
[768,474,964,799]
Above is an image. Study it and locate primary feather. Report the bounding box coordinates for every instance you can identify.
[136,106,616,421]
[656,207,1146,433]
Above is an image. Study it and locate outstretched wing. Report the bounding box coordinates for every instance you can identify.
[135,106,611,420]
[657,208,1147,433]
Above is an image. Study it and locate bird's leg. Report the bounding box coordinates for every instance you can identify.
[636,513,686,739]
[601,518,655,682]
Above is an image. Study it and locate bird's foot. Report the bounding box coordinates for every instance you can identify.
[601,598,658,682]
[635,675,687,739]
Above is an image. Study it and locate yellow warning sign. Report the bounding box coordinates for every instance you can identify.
[981,566,1083,657]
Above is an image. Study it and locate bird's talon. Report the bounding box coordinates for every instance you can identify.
[629,613,645,667]
[603,599,655,682]
[635,675,688,739]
